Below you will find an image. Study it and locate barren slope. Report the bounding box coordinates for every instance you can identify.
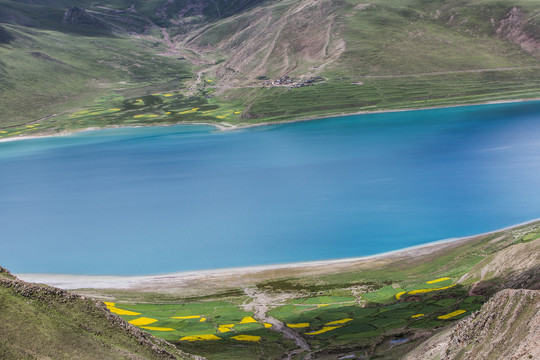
[404,288,540,360]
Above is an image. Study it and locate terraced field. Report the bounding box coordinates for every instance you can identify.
[237,69,540,123]
[107,276,484,359]
[0,85,244,139]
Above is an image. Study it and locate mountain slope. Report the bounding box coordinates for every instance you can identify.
[404,288,540,360]
[461,229,540,295]
[187,0,540,84]
[0,267,200,360]
[1,0,540,135]
[193,0,540,122]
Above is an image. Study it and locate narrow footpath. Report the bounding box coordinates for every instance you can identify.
[243,287,312,360]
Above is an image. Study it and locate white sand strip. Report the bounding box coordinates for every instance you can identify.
[16,218,540,290]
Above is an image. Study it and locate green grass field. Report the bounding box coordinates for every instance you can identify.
[106,275,484,359]
[230,69,540,124]
[89,221,540,359]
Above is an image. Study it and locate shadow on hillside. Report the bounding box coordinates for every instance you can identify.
[0,25,14,44]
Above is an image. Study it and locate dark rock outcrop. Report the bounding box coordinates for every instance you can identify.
[496,6,540,58]
[63,6,107,29]
[0,266,14,277]
[28,51,70,66]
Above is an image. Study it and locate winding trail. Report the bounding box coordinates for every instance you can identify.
[243,288,312,360]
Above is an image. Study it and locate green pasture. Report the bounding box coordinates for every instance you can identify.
[83,222,540,359]
[56,92,243,130]
[267,283,482,344]
[0,22,191,129]
[110,277,481,348]
[109,300,296,359]
[232,69,540,124]
[111,300,272,341]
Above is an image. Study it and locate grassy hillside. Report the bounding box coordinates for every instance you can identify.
[196,0,540,122]
[0,21,191,126]
[1,0,539,138]
[0,266,198,360]
[75,222,540,360]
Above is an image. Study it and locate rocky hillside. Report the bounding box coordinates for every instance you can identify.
[404,288,539,360]
[401,233,540,360]
[184,0,540,85]
[462,230,540,295]
[0,267,200,360]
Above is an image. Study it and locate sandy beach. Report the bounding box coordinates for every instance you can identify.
[7,99,540,292]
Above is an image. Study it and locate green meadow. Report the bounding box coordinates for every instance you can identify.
[104,300,296,359]
[104,276,484,359]
[86,221,540,359]
[228,69,540,124]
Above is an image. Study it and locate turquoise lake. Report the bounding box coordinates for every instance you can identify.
[2,101,540,275]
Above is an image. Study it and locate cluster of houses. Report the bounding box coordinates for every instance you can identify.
[260,75,325,88]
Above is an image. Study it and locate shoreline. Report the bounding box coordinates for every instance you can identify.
[1,97,540,144]
[16,217,540,290]
[217,96,540,131]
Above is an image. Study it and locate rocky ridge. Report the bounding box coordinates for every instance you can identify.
[0,266,202,360]
[404,288,540,360]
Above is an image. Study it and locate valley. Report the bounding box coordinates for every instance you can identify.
[1,0,539,358]
[11,220,539,359]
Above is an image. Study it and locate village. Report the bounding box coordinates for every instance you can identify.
[260,75,325,88]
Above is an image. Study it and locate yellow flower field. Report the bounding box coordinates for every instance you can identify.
[239,316,257,324]
[180,334,221,341]
[218,325,234,333]
[171,315,201,319]
[426,277,451,284]
[178,108,198,115]
[407,284,456,295]
[438,310,466,320]
[396,283,456,299]
[129,317,158,326]
[287,323,309,328]
[140,326,176,331]
[306,326,341,335]
[104,302,141,316]
[325,318,352,325]
[231,335,260,342]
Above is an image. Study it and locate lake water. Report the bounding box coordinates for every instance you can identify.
[2,101,540,275]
